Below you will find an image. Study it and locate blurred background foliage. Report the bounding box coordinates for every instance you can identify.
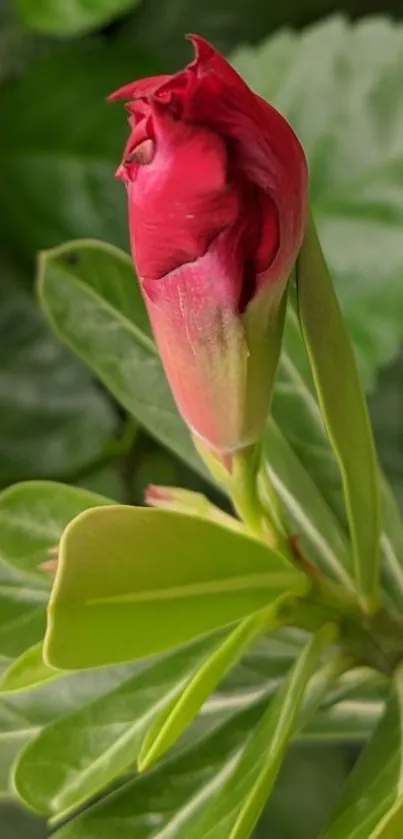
[0,0,403,835]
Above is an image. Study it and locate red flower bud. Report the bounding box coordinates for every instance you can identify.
[110,35,308,453]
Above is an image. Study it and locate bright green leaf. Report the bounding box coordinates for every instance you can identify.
[138,605,284,771]
[16,0,140,37]
[0,644,59,695]
[46,506,307,669]
[296,214,381,607]
[320,663,403,838]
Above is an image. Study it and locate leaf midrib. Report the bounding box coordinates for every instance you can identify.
[84,573,304,606]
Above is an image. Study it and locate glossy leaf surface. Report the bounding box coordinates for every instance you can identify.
[46,506,307,668]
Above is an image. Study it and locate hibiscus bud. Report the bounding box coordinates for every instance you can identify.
[110,35,308,454]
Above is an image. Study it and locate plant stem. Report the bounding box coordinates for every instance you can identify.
[230,445,281,549]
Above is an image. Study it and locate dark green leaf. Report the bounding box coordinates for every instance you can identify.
[16,0,140,37]
[0,480,113,582]
[0,271,115,486]
[0,42,159,260]
[256,745,347,839]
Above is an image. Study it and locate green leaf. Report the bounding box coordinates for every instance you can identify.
[267,308,403,612]
[51,629,334,839]
[138,606,282,771]
[124,0,331,71]
[260,419,354,591]
[0,659,155,798]
[370,351,403,512]
[46,506,307,669]
[38,237,400,614]
[0,267,116,487]
[0,600,43,669]
[296,214,381,607]
[38,239,204,477]
[0,644,58,695]
[0,657,164,797]
[306,696,382,744]
[320,663,403,838]
[0,481,113,582]
[0,42,159,260]
[0,481,114,659]
[256,745,348,839]
[0,731,33,797]
[3,631,379,822]
[380,480,403,611]
[15,0,140,36]
[0,577,47,660]
[14,634,227,819]
[1,631,298,809]
[234,18,403,604]
[51,697,271,839]
[182,626,336,839]
[50,742,348,839]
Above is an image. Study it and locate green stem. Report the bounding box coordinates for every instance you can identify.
[230,445,282,549]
